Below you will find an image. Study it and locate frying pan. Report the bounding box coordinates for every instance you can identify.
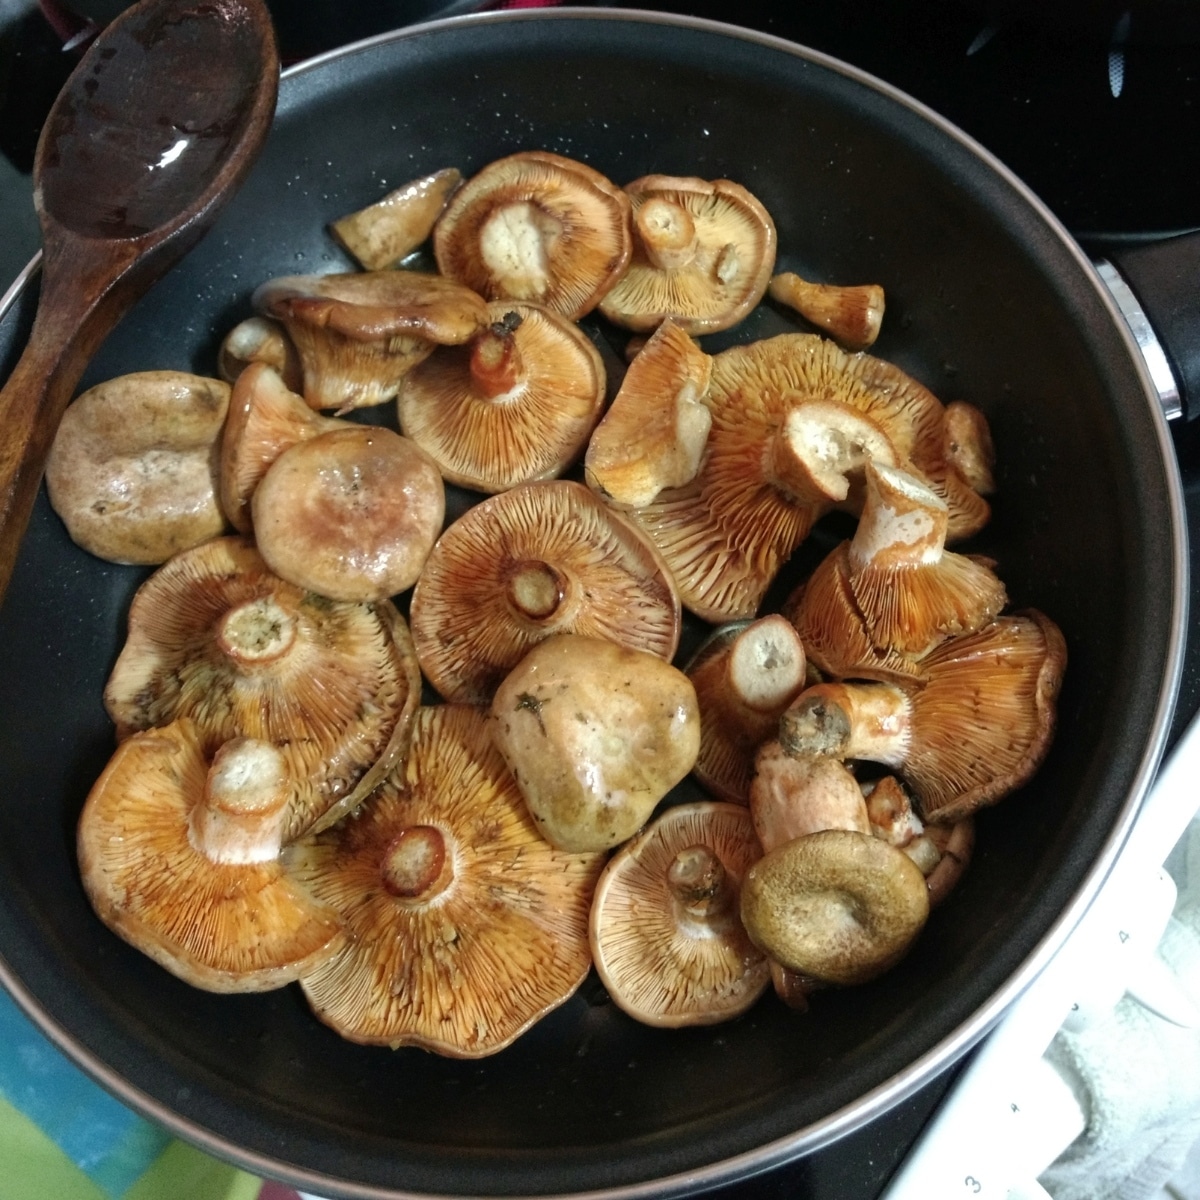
[0,8,1188,1198]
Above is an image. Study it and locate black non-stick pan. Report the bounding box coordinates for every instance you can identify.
[0,9,1187,1198]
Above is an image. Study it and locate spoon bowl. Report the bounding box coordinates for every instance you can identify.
[0,0,278,603]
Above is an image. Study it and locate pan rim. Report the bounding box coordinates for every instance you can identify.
[0,6,1188,1199]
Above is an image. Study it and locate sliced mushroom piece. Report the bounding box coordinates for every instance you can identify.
[749,742,869,853]
[218,315,303,391]
[589,801,769,1027]
[77,719,343,991]
[768,271,885,350]
[395,301,605,492]
[491,633,700,853]
[584,319,714,507]
[252,269,490,412]
[45,370,230,565]
[288,704,605,1055]
[740,828,930,987]
[103,536,422,841]
[434,151,632,320]
[219,362,346,534]
[410,479,681,704]
[330,167,463,270]
[687,616,809,805]
[783,461,1007,681]
[251,424,445,603]
[598,175,776,335]
[777,610,1067,822]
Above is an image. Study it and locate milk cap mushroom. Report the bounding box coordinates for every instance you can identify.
[103,536,422,841]
[584,319,714,508]
[777,610,1067,823]
[410,480,680,704]
[740,828,930,987]
[45,370,230,565]
[330,166,463,270]
[219,362,345,534]
[434,150,632,320]
[490,633,701,853]
[396,301,606,492]
[253,269,490,411]
[784,461,1007,681]
[768,271,885,350]
[218,315,303,391]
[598,175,776,335]
[687,616,809,805]
[251,424,445,602]
[589,801,769,1027]
[77,719,343,991]
[288,704,605,1054]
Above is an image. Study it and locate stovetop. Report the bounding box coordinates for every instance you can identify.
[0,2,1197,1198]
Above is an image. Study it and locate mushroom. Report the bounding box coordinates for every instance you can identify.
[433,150,633,320]
[768,271,885,350]
[287,704,605,1055]
[943,399,996,496]
[77,719,343,991]
[784,461,1007,682]
[490,633,701,853]
[330,166,463,270]
[251,424,445,603]
[395,301,606,492]
[589,801,769,1027]
[218,361,345,534]
[686,615,810,805]
[44,370,230,565]
[598,174,776,334]
[252,269,490,412]
[739,828,930,987]
[410,480,681,704]
[218,315,303,391]
[776,610,1067,823]
[584,318,714,508]
[103,536,422,841]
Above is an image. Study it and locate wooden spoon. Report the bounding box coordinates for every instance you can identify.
[0,0,279,603]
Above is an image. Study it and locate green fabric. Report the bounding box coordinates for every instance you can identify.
[0,1093,262,1200]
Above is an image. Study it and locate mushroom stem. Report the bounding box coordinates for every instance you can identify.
[216,597,298,668]
[848,461,949,573]
[505,559,568,622]
[381,825,452,902]
[779,681,912,769]
[478,201,557,301]
[763,400,896,506]
[666,844,734,921]
[635,197,699,271]
[862,775,924,848]
[768,272,885,351]
[188,738,290,865]
[469,311,527,398]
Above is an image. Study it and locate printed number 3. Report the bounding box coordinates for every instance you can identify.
[964,1178,982,1194]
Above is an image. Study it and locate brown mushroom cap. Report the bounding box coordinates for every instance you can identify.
[219,361,345,534]
[330,166,463,270]
[584,318,714,508]
[589,801,769,1027]
[687,616,809,804]
[251,424,445,603]
[490,633,701,852]
[784,462,1007,681]
[768,271,885,350]
[433,151,633,320]
[288,704,605,1055]
[410,480,681,704]
[103,536,421,841]
[253,270,490,411]
[739,828,930,987]
[396,301,606,492]
[598,175,776,335]
[77,718,343,992]
[45,370,230,565]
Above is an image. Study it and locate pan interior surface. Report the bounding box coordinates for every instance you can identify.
[0,11,1183,1198]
